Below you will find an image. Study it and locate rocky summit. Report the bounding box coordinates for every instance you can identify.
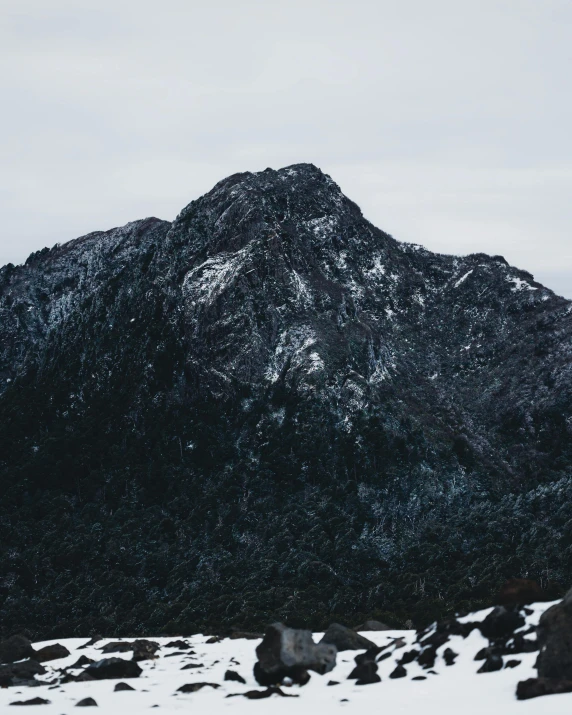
[1,163,571,638]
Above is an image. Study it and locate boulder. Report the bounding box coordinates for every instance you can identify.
[224,670,246,684]
[114,682,136,691]
[536,586,572,679]
[9,697,50,706]
[165,640,191,649]
[131,640,159,662]
[254,623,336,686]
[497,578,547,606]
[443,648,458,666]
[516,677,572,700]
[85,658,142,680]
[0,636,36,664]
[479,606,524,642]
[389,664,407,679]
[0,659,46,686]
[34,643,70,662]
[177,682,219,693]
[320,623,376,652]
[353,620,391,632]
[70,656,95,668]
[76,698,98,707]
[477,654,503,673]
[348,661,380,685]
[99,642,133,654]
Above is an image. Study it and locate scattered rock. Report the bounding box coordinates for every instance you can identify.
[516,677,572,700]
[224,670,246,684]
[85,658,142,680]
[238,687,297,699]
[348,661,380,684]
[70,656,95,668]
[9,697,50,706]
[78,636,103,650]
[477,655,503,673]
[0,659,46,685]
[181,663,204,669]
[165,641,191,649]
[537,585,572,679]
[205,637,220,644]
[412,676,427,680]
[114,682,136,691]
[177,682,220,693]
[0,636,36,665]
[327,680,339,686]
[132,640,160,662]
[417,647,437,669]
[352,620,392,632]
[398,649,419,665]
[99,642,134,654]
[76,697,98,707]
[320,624,376,652]
[377,652,391,663]
[443,648,458,666]
[390,664,407,679]
[254,623,336,686]
[34,643,70,662]
[505,659,521,669]
[229,631,262,640]
[355,647,386,665]
[479,607,524,642]
[497,578,547,606]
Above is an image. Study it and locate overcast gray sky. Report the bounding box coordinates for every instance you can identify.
[1,0,571,297]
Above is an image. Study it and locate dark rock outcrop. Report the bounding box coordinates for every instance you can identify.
[320,624,376,652]
[224,670,246,684]
[0,636,35,664]
[85,658,142,680]
[254,623,336,686]
[516,677,572,700]
[536,586,572,679]
[114,682,136,691]
[34,643,70,662]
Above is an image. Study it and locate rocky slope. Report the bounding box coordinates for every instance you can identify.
[1,164,571,637]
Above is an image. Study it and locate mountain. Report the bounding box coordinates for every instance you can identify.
[1,163,571,638]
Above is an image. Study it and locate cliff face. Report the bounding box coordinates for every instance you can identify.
[1,164,571,637]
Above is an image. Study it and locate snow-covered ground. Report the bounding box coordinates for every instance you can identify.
[2,601,570,713]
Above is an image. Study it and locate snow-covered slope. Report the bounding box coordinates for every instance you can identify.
[1,601,567,713]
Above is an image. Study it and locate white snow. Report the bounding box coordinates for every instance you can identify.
[454,270,474,288]
[507,276,537,292]
[1,601,569,713]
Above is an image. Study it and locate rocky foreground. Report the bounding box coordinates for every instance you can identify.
[3,585,572,712]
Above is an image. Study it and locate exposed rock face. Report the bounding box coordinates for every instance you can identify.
[254,623,336,685]
[1,163,572,637]
[536,587,572,679]
[320,624,376,652]
[0,636,36,664]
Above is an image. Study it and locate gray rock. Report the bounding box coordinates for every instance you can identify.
[34,643,70,662]
[0,636,35,664]
[85,658,142,680]
[537,586,572,679]
[353,620,392,632]
[320,623,376,652]
[254,623,336,685]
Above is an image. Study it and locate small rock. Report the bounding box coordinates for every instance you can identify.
[9,697,50,706]
[320,624,376,652]
[165,640,191,649]
[70,656,95,668]
[0,636,35,665]
[505,659,521,669]
[76,697,98,707]
[132,640,160,662]
[477,655,503,673]
[85,658,142,680]
[377,652,391,662]
[78,636,103,650]
[229,631,262,640]
[327,680,339,686]
[34,643,71,662]
[114,682,136,691]
[399,649,419,665]
[177,682,220,693]
[181,663,204,669]
[443,648,458,666]
[348,661,380,684]
[99,642,134,654]
[241,687,297,699]
[412,676,427,680]
[389,664,407,679]
[224,670,246,684]
[205,637,220,644]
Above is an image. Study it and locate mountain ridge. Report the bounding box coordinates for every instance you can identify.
[1,163,571,638]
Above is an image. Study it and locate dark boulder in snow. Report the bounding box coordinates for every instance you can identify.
[99,642,134,654]
[114,682,136,691]
[34,643,70,662]
[0,636,36,664]
[0,659,46,685]
[177,682,220,693]
[348,660,380,684]
[516,677,572,700]
[536,586,572,679]
[70,655,95,668]
[9,697,50,706]
[477,654,503,673]
[389,664,407,679]
[75,698,98,707]
[132,640,160,662]
[320,624,376,652]
[479,607,524,642]
[224,670,246,684]
[254,623,336,686]
[85,658,142,680]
